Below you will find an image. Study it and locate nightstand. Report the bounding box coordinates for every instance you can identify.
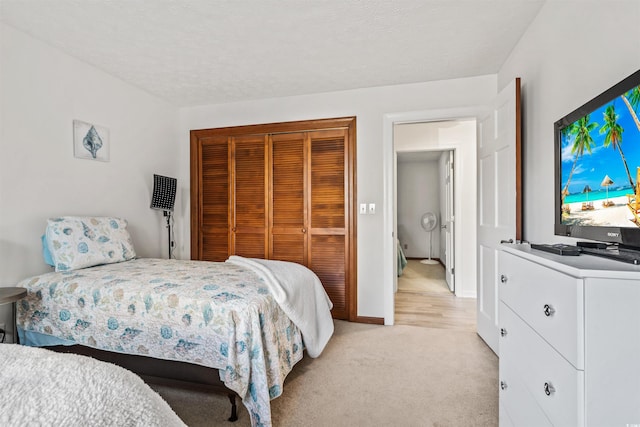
[0,287,27,344]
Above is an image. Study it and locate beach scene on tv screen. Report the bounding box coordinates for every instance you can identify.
[561,83,640,228]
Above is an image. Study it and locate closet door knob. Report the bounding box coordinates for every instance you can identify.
[543,304,555,317]
[301,228,307,234]
[231,227,236,232]
[500,275,508,284]
[500,328,508,337]
[544,382,555,396]
[500,381,508,390]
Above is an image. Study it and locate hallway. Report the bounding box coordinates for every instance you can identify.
[395,259,476,332]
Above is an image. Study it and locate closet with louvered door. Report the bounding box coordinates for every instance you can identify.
[191,117,356,321]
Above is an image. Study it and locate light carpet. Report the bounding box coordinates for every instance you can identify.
[152,320,498,426]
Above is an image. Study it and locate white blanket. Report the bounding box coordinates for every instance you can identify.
[226,256,334,358]
[0,344,186,427]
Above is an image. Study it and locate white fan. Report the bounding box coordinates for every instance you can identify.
[420,212,439,265]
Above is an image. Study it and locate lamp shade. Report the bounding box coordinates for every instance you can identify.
[150,174,177,211]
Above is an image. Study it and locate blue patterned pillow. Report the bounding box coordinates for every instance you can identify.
[41,234,54,267]
[45,217,136,272]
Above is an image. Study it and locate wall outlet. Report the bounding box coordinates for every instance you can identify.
[404,244,408,250]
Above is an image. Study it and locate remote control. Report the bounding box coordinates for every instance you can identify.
[531,243,581,256]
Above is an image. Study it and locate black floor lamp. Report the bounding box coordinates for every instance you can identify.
[150,174,177,259]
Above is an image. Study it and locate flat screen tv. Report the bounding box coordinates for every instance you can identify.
[555,69,640,250]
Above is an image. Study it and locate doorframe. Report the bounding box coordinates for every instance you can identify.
[382,107,485,325]
[444,150,455,292]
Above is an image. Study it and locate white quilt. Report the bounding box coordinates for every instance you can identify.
[226,256,334,358]
[0,344,186,427]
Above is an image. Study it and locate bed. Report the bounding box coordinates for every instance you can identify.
[1,343,187,427]
[15,216,334,427]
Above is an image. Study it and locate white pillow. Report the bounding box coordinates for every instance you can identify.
[45,216,136,272]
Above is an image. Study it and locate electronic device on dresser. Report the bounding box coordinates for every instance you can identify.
[555,69,640,263]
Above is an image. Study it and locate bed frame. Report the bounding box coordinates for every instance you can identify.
[47,345,239,422]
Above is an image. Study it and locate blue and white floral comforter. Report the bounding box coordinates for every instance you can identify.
[16,258,313,426]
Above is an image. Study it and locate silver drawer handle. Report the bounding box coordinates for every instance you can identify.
[500,381,508,390]
[500,328,507,337]
[543,304,556,317]
[500,274,507,284]
[544,382,555,396]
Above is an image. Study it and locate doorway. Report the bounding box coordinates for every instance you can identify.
[396,149,455,292]
[382,110,480,326]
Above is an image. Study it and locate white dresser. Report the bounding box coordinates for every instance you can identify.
[499,244,640,427]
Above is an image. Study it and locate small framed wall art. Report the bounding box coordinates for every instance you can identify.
[73,120,110,162]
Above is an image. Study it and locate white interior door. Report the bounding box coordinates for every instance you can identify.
[476,78,521,355]
[444,150,455,292]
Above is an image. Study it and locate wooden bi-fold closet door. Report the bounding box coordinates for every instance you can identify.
[190,117,356,320]
[270,132,306,264]
[307,129,349,318]
[231,134,268,258]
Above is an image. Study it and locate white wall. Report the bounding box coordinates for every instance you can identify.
[0,24,180,337]
[180,76,495,318]
[497,0,640,243]
[397,160,440,259]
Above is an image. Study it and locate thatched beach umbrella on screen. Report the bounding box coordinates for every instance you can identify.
[601,175,614,207]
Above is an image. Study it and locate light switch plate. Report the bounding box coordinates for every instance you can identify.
[359,203,367,214]
[368,203,376,214]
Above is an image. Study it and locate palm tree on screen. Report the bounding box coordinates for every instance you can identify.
[621,85,640,132]
[601,104,633,188]
[562,116,597,196]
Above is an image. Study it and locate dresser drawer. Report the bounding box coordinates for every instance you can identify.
[499,251,584,369]
[500,356,552,427]
[500,302,584,426]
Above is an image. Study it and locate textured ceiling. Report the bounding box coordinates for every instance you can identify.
[0,0,545,107]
